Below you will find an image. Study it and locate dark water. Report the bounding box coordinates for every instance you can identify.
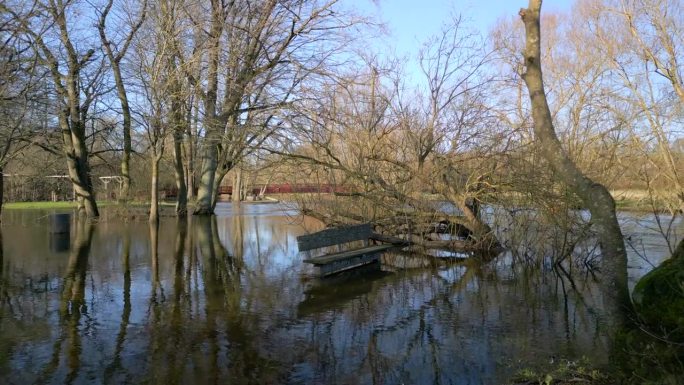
[0,203,678,384]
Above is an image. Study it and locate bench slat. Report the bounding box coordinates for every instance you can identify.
[297,223,372,251]
[303,244,394,265]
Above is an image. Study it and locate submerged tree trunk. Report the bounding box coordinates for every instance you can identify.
[520,0,628,306]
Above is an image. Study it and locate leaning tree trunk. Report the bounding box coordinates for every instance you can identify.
[520,0,628,306]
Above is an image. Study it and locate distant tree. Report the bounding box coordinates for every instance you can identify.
[97,0,148,203]
[581,0,684,211]
[175,0,364,215]
[132,0,179,222]
[0,4,42,217]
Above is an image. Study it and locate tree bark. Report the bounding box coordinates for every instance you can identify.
[149,155,161,223]
[61,117,99,218]
[0,167,4,221]
[194,137,219,215]
[520,0,628,305]
[116,64,133,203]
[185,98,199,200]
[191,0,223,216]
[232,167,242,202]
[173,131,188,214]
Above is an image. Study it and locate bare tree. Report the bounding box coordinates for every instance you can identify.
[0,3,43,217]
[132,0,181,222]
[580,0,684,211]
[519,0,628,305]
[8,0,105,217]
[175,0,363,215]
[97,0,148,202]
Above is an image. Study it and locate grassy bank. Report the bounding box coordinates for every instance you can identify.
[611,189,679,213]
[1,200,172,210]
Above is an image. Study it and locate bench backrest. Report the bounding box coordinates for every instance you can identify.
[297,223,372,252]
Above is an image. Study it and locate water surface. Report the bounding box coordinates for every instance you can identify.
[0,203,678,384]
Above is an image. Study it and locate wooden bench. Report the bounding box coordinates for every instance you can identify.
[298,223,396,277]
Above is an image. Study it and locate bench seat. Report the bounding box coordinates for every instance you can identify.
[303,243,394,265]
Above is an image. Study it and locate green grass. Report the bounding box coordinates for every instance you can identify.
[2,200,141,210]
[3,201,80,209]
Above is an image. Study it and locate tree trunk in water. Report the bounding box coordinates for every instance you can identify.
[64,140,99,219]
[150,156,160,223]
[193,134,219,215]
[210,169,228,211]
[193,5,222,216]
[520,0,629,307]
[232,168,242,202]
[173,129,188,215]
[0,167,4,221]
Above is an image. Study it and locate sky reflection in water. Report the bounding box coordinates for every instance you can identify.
[0,203,678,384]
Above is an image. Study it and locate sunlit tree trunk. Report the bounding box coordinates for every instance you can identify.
[195,136,219,215]
[232,167,242,202]
[149,153,162,223]
[520,0,628,306]
[61,115,99,218]
[19,0,101,218]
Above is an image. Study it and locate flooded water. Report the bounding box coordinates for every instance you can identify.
[0,203,679,384]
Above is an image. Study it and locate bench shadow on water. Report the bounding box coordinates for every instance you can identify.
[0,203,679,384]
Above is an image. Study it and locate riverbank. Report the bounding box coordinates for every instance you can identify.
[1,188,677,214]
[611,189,680,213]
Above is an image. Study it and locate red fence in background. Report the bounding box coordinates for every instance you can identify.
[161,183,345,198]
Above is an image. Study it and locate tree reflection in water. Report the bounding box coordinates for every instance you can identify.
[0,206,680,383]
[39,218,95,384]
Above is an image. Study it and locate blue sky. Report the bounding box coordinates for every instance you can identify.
[346,0,574,81]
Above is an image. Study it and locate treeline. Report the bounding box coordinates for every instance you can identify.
[0,0,681,229]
